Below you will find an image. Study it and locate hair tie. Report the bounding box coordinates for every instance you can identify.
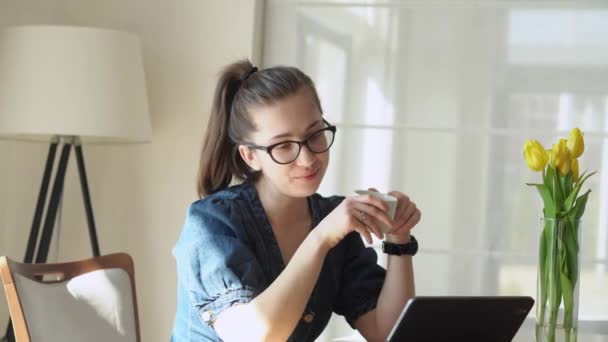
[240,66,258,82]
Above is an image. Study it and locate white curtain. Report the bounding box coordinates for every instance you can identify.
[262,1,608,340]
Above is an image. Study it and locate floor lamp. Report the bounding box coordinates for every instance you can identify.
[0,26,151,341]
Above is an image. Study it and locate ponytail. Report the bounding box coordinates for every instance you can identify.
[197,59,323,197]
[197,60,252,197]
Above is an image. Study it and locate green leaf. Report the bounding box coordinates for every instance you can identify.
[565,174,573,197]
[562,203,577,218]
[561,219,580,336]
[544,219,563,337]
[559,221,576,331]
[562,219,579,281]
[576,170,588,184]
[560,270,574,330]
[573,190,591,220]
[545,166,554,188]
[565,171,596,210]
[582,170,597,184]
[552,168,565,213]
[560,173,571,199]
[538,224,549,325]
[533,184,557,218]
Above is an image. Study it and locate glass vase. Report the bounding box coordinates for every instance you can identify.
[536,218,581,342]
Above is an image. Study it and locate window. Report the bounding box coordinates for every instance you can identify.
[263,1,608,340]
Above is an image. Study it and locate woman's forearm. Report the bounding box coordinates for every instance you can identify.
[375,249,415,338]
[215,229,330,341]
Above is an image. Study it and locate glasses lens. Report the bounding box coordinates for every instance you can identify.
[270,142,300,163]
[307,128,334,153]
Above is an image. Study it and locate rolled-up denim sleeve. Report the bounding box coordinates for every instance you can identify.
[333,232,386,328]
[173,202,265,326]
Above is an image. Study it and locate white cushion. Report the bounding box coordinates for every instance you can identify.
[13,268,136,342]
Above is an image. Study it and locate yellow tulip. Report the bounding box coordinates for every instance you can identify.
[523,140,549,172]
[546,149,553,166]
[567,128,585,158]
[571,158,579,181]
[558,157,570,176]
[551,139,570,171]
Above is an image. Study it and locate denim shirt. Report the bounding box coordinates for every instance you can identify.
[171,181,386,341]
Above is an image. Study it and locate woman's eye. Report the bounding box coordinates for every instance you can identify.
[309,132,322,141]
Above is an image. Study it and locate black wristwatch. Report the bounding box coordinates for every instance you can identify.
[382,235,418,256]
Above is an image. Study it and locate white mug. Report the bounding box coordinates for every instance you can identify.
[354,190,398,233]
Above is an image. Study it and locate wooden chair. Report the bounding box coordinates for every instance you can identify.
[0,253,140,342]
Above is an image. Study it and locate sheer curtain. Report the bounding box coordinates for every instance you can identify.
[262,1,608,340]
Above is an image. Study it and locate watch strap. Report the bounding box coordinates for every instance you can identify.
[382,235,418,256]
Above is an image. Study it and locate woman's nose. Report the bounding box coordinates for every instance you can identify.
[295,144,316,166]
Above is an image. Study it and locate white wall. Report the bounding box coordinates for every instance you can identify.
[0,0,263,340]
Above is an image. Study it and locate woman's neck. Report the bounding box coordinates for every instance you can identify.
[254,177,310,228]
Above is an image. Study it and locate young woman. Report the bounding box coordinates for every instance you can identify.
[171,60,421,341]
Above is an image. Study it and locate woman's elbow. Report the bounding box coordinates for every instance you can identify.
[213,303,284,341]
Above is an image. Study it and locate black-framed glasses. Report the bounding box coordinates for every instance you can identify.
[244,118,337,165]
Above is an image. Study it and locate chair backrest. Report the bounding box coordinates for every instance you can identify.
[0,253,140,342]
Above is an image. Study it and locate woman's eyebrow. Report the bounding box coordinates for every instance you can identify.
[270,119,322,140]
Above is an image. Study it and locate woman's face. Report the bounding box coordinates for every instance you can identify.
[239,87,329,198]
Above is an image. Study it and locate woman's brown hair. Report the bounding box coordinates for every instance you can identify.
[197,59,322,197]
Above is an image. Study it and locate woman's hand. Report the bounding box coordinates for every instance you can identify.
[315,194,394,249]
[368,188,420,244]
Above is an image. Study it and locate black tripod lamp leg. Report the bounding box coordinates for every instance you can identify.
[34,142,72,264]
[2,324,14,342]
[24,137,59,263]
[74,138,100,257]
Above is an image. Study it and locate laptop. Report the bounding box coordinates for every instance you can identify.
[386,296,534,342]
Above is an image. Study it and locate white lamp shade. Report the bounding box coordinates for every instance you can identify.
[0,25,151,143]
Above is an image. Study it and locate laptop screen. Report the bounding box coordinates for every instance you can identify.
[387,296,534,342]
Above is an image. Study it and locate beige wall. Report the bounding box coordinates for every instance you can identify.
[0,0,263,340]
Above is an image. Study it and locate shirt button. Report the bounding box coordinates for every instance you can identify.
[303,312,314,323]
[201,310,213,322]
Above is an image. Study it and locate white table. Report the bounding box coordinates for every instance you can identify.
[514,328,608,342]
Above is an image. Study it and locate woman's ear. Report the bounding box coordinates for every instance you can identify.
[238,145,261,171]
